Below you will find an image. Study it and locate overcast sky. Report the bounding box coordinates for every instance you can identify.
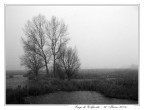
[5,5,138,70]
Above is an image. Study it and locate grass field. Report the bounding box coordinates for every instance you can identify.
[6,69,138,104]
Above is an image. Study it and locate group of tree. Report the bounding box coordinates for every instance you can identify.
[20,14,80,80]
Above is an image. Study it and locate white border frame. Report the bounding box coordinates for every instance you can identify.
[1,0,144,110]
[4,4,140,106]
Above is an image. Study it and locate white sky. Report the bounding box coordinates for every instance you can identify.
[5,5,138,70]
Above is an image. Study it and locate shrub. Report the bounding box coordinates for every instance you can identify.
[9,75,14,78]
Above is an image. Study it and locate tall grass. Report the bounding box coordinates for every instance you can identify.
[6,69,138,104]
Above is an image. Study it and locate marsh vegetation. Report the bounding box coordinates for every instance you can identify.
[6,69,138,104]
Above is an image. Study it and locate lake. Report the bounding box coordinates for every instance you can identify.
[25,91,138,104]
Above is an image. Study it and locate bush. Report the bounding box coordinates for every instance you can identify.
[23,74,28,77]
[9,75,14,78]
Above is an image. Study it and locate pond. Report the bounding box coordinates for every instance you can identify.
[25,91,138,104]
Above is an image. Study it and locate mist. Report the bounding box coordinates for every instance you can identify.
[5,5,138,70]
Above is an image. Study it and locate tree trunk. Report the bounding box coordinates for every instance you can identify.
[53,55,55,77]
[44,59,49,75]
[42,50,49,75]
[35,70,38,76]
[45,64,49,75]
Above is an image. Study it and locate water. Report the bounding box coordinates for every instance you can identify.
[25,91,138,104]
[6,75,138,104]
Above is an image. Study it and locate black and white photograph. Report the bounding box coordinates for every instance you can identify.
[5,4,139,105]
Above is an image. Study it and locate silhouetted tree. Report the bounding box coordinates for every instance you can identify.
[22,14,51,75]
[20,51,44,77]
[45,16,69,77]
[58,47,80,80]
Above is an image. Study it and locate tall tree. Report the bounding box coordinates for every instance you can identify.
[22,14,51,75]
[45,16,69,76]
[20,50,44,77]
[58,46,80,80]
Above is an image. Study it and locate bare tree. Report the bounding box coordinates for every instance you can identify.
[20,51,44,77]
[58,47,80,80]
[45,16,69,76]
[22,14,51,75]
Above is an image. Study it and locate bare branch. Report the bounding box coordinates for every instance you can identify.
[58,46,80,80]
[45,16,69,76]
[21,14,51,75]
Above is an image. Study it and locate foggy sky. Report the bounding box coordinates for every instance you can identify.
[5,5,138,70]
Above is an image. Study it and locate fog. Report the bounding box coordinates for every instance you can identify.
[5,5,138,70]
